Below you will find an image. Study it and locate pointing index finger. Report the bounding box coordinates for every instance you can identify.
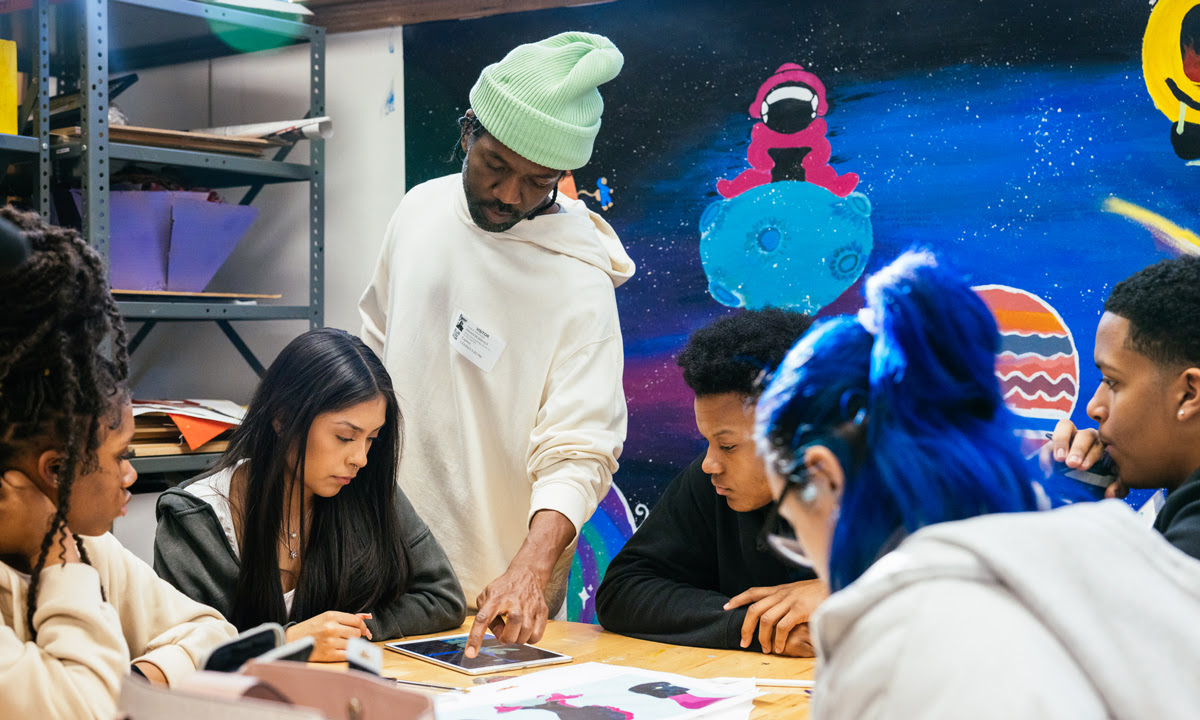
[464,608,497,659]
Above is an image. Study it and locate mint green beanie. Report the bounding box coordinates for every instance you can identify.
[469,31,624,171]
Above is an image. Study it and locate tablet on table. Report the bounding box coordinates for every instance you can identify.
[384,633,572,676]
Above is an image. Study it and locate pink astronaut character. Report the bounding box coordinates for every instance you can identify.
[717,63,859,199]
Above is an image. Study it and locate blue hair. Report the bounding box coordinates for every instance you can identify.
[756,250,1041,591]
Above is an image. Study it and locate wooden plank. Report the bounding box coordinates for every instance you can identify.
[52,126,281,157]
[310,0,618,34]
[131,439,230,457]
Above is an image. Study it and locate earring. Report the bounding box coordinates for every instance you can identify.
[800,483,819,504]
[1180,410,1187,419]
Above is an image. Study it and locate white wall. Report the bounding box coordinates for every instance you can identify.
[116,26,406,403]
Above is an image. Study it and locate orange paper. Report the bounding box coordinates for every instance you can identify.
[168,413,234,451]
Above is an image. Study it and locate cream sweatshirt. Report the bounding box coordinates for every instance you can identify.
[359,173,634,604]
[811,501,1200,719]
[0,532,237,720]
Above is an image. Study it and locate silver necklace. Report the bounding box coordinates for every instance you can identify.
[283,524,299,560]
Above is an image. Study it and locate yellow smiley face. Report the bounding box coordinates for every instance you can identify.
[1143,0,1200,125]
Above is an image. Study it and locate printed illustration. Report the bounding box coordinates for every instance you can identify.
[497,693,632,720]
[438,665,748,720]
[629,682,724,710]
[1143,0,1200,161]
[717,63,859,198]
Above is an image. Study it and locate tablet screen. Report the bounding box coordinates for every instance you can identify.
[385,633,572,675]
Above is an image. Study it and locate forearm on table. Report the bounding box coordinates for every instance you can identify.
[596,573,746,649]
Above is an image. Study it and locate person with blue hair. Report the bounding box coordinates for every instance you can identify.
[754,250,1200,719]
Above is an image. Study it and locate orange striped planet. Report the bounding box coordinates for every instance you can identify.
[974,285,1080,425]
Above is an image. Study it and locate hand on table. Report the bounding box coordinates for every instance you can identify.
[465,567,548,659]
[286,611,372,662]
[725,579,827,656]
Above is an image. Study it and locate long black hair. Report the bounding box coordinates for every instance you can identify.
[0,206,128,635]
[203,328,411,630]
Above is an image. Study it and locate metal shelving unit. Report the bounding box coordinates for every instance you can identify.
[0,0,52,215]
[130,452,223,475]
[40,0,326,475]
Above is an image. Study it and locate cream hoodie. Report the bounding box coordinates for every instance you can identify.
[360,173,634,604]
[811,501,1200,719]
[1,532,237,720]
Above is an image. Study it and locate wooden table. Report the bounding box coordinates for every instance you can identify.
[376,621,814,719]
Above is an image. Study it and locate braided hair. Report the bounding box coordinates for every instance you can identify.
[0,205,129,636]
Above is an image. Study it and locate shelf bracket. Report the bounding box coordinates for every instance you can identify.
[238,110,308,207]
[126,320,157,356]
[216,320,267,377]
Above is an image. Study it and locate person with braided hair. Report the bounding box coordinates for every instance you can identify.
[753,250,1200,719]
[0,207,236,719]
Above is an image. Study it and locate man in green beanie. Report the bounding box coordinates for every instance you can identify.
[359,32,634,657]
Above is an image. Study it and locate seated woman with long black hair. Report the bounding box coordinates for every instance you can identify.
[1,207,236,719]
[754,250,1200,719]
[154,328,466,661]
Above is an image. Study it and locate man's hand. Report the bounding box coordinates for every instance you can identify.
[285,611,372,662]
[1040,419,1105,474]
[464,509,575,659]
[725,579,828,656]
[1040,419,1128,498]
[778,623,814,658]
[466,566,549,657]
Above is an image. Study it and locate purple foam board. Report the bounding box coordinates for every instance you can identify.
[167,196,259,292]
[73,189,172,291]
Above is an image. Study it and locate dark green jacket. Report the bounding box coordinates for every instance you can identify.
[153,474,466,642]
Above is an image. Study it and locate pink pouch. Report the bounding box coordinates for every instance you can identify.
[117,674,325,720]
[243,661,436,720]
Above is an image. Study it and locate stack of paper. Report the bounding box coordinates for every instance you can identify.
[132,399,246,454]
[435,663,758,720]
[192,117,333,144]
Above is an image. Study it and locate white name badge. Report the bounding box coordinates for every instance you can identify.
[449,309,507,373]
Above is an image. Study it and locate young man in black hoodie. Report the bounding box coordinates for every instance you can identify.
[1049,255,1200,561]
[596,309,826,656]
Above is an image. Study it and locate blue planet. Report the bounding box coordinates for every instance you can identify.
[699,181,874,313]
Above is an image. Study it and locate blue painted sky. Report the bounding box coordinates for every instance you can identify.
[610,60,1194,507]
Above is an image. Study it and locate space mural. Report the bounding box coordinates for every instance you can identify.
[404,0,1200,621]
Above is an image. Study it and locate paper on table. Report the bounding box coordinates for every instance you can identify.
[435,662,757,720]
[191,117,333,143]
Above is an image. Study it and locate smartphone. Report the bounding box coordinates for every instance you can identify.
[346,637,382,675]
[201,622,284,672]
[255,636,315,664]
